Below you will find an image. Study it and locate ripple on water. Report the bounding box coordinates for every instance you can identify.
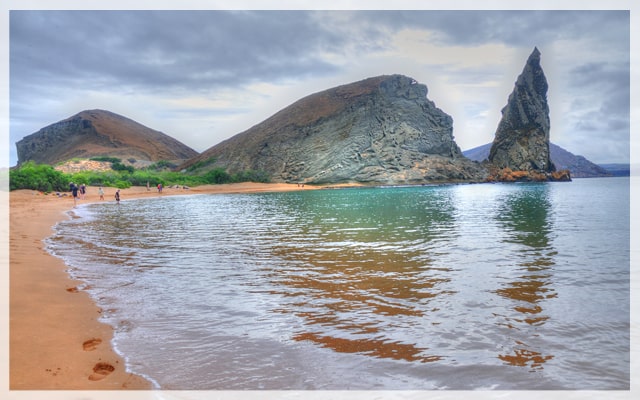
[46,179,630,389]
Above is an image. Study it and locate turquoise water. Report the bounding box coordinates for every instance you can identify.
[46,178,630,389]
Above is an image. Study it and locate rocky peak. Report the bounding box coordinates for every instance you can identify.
[488,47,554,173]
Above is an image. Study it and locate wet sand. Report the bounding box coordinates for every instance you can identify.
[8,182,320,390]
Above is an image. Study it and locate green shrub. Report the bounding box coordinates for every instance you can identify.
[90,156,122,163]
[9,161,71,192]
[111,161,135,173]
[147,160,177,170]
[126,170,151,186]
[114,180,131,189]
[233,170,270,183]
[203,168,232,184]
[186,157,217,172]
[10,161,271,191]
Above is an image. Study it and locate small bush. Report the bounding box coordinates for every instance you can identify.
[114,180,131,189]
[147,160,177,170]
[9,161,71,192]
[111,161,135,173]
[186,157,217,172]
[203,168,231,184]
[233,170,270,183]
[90,156,122,163]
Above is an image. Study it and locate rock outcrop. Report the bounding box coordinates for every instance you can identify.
[464,142,609,178]
[16,109,199,166]
[488,48,558,176]
[180,75,486,184]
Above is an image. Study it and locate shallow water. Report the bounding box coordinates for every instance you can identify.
[46,177,630,389]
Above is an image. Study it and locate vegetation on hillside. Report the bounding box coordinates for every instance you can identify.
[9,159,270,192]
[9,161,70,192]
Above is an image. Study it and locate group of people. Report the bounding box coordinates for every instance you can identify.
[69,182,120,207]
[68,181,169,207]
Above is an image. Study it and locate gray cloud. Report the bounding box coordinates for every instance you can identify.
[14,10,627,94]
[558,60,630,162]
[352,10,628,48]
[8,9,631,166]
[11,11,343,92]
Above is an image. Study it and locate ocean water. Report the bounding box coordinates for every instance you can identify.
[46,177,630,390]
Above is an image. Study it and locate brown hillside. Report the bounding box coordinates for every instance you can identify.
[178,75,486,184]
[16,109,199,165]
[178,76,390,173]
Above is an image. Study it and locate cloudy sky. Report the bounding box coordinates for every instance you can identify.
[3,2,634,167]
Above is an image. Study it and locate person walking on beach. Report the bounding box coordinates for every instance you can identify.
[115,189,121,204]
[71,183,79,207]
[80,183,86,200]
[98,186,105,200]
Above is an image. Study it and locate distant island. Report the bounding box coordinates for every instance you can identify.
[462,143,627,178]
[596,164,630,177]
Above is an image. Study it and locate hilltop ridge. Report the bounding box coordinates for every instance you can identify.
[16,109,199,166]
[180,74,486,184]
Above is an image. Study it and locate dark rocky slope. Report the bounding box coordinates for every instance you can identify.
[16,109,199,166]
[180,75,486,184]
[488,47,553,172]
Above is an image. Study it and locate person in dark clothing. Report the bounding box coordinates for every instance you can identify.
[71,184,79,207]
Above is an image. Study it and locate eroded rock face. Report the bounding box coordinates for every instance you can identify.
[182,75,486,184]
[488,48,555,173]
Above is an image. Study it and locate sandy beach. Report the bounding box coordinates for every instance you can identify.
[8,182,319,391]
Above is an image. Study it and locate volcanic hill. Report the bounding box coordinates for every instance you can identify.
[181,48,569,184]
[180,75,486,184]
[16,109,198,166]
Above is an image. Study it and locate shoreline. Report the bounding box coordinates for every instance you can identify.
[9,182,319,390]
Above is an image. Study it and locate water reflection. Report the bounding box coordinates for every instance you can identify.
[493,184,556,369]
[47,179,631,389]
[259,188,457,363]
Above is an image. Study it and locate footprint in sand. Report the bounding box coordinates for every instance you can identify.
[82,338,102,351]
[88,362,115,381]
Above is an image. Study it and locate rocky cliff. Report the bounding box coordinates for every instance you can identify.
[488,47,555,174]
[16,109,199,165]
[180,75,486,184]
